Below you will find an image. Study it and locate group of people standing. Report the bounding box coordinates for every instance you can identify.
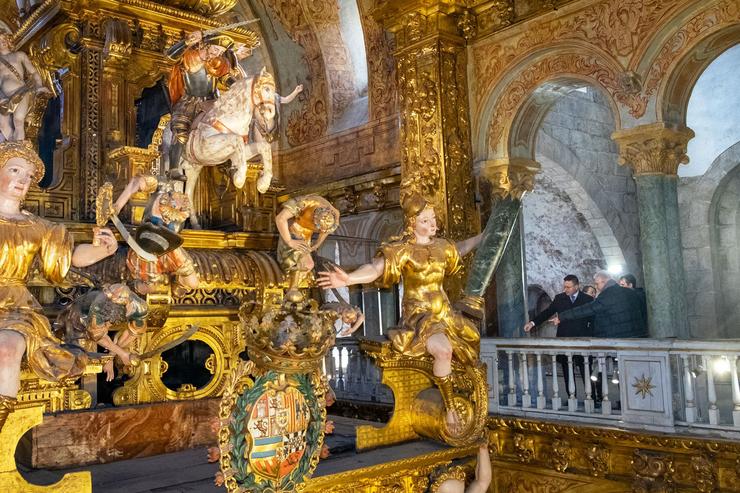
[522,270,648,400]
[524,270,648,339]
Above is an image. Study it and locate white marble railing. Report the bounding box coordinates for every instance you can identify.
[324,339,392,404]
[480,338,740,436]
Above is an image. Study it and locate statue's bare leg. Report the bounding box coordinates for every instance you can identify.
[0,330,25,431]
[12,96,32,141]
[426,333,460,433]
[0,115,12,142]
[0,330,25,397]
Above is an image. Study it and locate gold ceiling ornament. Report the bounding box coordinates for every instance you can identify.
[158,0,237,16]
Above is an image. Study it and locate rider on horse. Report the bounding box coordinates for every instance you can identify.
[165,30,252,181]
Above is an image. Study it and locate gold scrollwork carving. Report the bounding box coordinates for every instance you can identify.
[631,449,675,493]
[514,433,535,463]
[113,321,243,406]
[691,454,717,493]
[586,443,610,477]
[551,438,572,473]
[456,10,477,42]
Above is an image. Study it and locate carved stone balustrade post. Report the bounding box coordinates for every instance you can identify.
[613,123,693,338]
[466,158,538,336]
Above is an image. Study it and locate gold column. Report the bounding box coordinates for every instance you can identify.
[374,2,478,241]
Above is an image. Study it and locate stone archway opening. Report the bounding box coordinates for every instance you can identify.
[513,81,638,307]
[709,162,740,338]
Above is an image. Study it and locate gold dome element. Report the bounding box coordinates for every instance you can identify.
[163,0,238,17]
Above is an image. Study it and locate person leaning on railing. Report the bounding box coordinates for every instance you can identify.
[553,270,648,338]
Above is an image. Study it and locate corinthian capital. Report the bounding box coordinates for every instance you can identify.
[480,157,540,201]
[612,123,695,176]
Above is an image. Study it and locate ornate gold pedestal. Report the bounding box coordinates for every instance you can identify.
[356,339,488,450]
[0,406,91,492]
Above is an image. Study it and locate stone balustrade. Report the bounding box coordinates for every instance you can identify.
[324,338,392,404]
[328,336,740,438]
[480,338,740,437]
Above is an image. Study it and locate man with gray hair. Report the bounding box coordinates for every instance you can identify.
[554,270,648,338]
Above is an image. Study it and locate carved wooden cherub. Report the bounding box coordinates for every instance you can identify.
[0,32,50,142]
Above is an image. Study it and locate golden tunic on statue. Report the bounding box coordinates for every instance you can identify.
[376,238,480,365]
[0,212,87,381]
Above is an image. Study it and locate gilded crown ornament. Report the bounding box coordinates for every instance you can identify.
[240,300,338,374]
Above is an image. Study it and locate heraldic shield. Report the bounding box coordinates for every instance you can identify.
[247,385,312,480]
[218,361,327,493]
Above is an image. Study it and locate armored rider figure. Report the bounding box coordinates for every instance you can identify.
[165,30,252,180]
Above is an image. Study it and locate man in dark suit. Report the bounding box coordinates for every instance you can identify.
[557,270,648,338]
[619,273,648,329]
[523,275,593,397]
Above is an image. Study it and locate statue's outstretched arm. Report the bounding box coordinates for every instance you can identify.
[113,175,156,214]
[71,228,118,267]
[279,84,303,104]
[317,257,384,288]
[455,232,483,257]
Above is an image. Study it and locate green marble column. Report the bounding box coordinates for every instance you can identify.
[465,196,521,297]
[614,124,693,339]
[634,175,680,337]
[459,159,538,336]
[494,213,527,337]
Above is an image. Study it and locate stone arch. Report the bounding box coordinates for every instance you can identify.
[709,163,740,338]
[532,152,626,274]
[475,45,630,161]
[637,0,740,127]
[679,141,740,337]
[240,0,377,142]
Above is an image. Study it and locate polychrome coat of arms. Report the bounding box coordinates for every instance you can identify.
[217,301,336,492]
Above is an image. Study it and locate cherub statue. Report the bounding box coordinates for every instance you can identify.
[106,175,199,295]
[321,301,364,337]
[55,283,148,381]
[0,31,50,142]
[249,68,303,145]
[0,141,117,431]
[276,194,340,303]
[165,29,253,181]
[318,193,482,432]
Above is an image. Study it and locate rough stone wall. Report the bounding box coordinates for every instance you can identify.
[523,172,606,299]
[678,142,740,338]
[533,87,642,282]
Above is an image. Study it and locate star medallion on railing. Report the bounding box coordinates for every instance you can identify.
[632,374,655,399]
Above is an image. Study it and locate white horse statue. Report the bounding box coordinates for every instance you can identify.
[164,73,273,227]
